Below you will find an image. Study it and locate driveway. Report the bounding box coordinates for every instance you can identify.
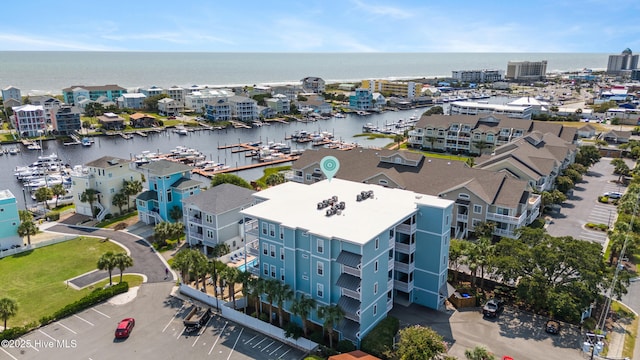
[46,224,171,286]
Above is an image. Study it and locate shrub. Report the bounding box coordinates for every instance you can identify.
[0,322,38,341]
[337,339,356,353]
[284,322,303,340]
[259,313,269,322]
[114,222,127,231]
[598,196,609,203]
[361,316,400,358]
[48,282,129,323]
[310,331,325,345]
[45,211,60,221]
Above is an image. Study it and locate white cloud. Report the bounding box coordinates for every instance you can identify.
[0,33,117,51]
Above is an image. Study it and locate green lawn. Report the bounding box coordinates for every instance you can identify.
[0,237,123,327]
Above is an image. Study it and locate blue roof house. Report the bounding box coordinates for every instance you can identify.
[136,160,202,225]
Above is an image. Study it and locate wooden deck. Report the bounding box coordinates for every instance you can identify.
[192,156,299,178]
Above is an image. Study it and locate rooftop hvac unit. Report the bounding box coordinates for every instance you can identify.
[356,194,363,202]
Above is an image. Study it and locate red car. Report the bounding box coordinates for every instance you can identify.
[115,318,135,339]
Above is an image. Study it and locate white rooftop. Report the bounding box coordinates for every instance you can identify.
[122,93,146,98]
[451,101,530,112]
[13,104,44,112]
[508,96,550,107]
[241,179,452,245]
[0,189,15,201]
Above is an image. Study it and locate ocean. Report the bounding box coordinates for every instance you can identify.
[0,52,609,95]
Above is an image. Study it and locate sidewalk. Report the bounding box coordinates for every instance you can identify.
[607,321,628,359]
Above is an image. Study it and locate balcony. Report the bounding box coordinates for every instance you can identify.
[457,213,468,222]
[396,223,416,234]
[343,265,361,277]
[388,236,395,248]
[387,299,393,312]
[394,261,415,273]
[387,279,393,291]
[486,211,526,226]
[527,194,542,209]
[188,216,202,224]
[494,228,518,239]
[394,242,416,254]
[341,288,361,301]
[189,232,203,240]
[394,279,414,293]
[388,258,394,271]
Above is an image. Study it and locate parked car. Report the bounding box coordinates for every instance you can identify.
[604,192,623,199]
[115,318,135,339]
[482,298,504,318]
[545,319,561,334]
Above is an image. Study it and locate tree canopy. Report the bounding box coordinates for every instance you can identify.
[574,145,601,168]
[210,173,253,189]
[395,325,447,360]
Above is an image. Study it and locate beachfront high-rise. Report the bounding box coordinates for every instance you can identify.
[506,60,547,81]
[607,48,639,75]
[241,179,453,346]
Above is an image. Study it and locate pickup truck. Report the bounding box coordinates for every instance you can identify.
[183,306,211,332]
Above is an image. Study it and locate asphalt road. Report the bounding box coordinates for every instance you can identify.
[0,283,306,360]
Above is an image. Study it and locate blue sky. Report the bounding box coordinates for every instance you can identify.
[1,0,638,52]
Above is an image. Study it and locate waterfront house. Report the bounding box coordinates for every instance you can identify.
[136,160,202,225]
[2,98,21,110]
[185,89,233,113]
[0,190,22,249]
[166,86,186,106]
[157,98,182,116]
[129,113,158,128]
[29,96,61,124]
[272,85,300,102]
[228,95,258,121]
[97,112,125,130]
[349,88,374,111]
[1,86,21,105]
[291,148,540,239]
[140,86,165,97]
[204,98,232,121]
[296,96,332,115]
[257,105,275,119]
[62,84,126,105]
[182,184,255,255]
[300,76,326,93]
[70,156,141,220]
[265,94,291,115]
[241,179,453,346]
[51,105,82,135]
[12,104,46,137]
[117,93,146,110]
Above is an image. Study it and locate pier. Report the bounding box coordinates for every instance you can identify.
[192,156,300,178]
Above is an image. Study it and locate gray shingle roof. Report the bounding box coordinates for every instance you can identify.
[183,183,255,215]
[137,190,158,201]
[172,178,203,190]
[139,159,193,176]
[85,156,132,168]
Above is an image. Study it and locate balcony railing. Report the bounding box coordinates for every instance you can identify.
[188,216,202,224]
[388,258,394,271]
[388,236,395,248]
[393,280,414,293]
[343,265,361,277]
[387,299,393,312]
[387,279,393,291]
[494,228,518,238]
[344,311,360,323]
[341,288,361,301]
[396,223,416,234]
[394,242,416,254]
[457,214,468,222]
[527,194,542,209]
[485,211,526,226]
[189,232,203,240]
[394,261,415,273]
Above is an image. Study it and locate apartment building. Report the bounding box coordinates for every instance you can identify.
[0,190,21,249]
[291,148,541,240]
[349,88,374,111]
[1,86,21,105]
[451,70,504,83]
[51,105,82,135]
[12,104,46,137]
[62,84,126,105]
[449,101,533,119]
[506,60,548,80]
[136,160,202,225]
[70,156,141,220]
[241,179,453,345]
[204,98,232,121]
[228,95,258,121]
[182,184,255,255]
[361,80,422,99]
[607,48,639,75]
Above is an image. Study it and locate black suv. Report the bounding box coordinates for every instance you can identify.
[482,298,504,318]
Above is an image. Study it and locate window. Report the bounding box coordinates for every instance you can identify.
[317,261,324,276]
[270,265,276,278]
[206,214,212,223]
[317,283,324,298]
[280,248,285,261]
[473,205,482,214]
[269,224,275,237]
[486,134,494,142]
[166,189,172,202]
[279,227,284,240]
[262,243,268,255]
[317,239,324,254]
[206,230,213,239]
[280,268,285,281]
[472,218,482,227]
[375,237,379,250]
[374,260,378,273]
[263,263,268,276]
[373,304,377,316]
[302,231,308,237]
[261,222,267,235]
[270,245,276,257]
[458,193,470,199]
[306,174,312,181]
[302,275,309,280]
[374,282,378,295]
[379,179,388,186]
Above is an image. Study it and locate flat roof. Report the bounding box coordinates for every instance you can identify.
[241,179,452,245]
[0,189,15,201]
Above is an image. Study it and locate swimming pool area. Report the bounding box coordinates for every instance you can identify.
[237,258,258,272]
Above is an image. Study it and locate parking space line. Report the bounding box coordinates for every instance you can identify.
[73,314,94,326]
[262,340,275,351]
[163,305,184,333]
[208,321,228,355]
[28,343,39,352]
[38,329,57,341]
[279,348,291,359]
[252,337,267,349]
[226,328,243,360]
[192,317,213,347]
[270,344,283,356]
[58,321,77,335]
[0,347,18,360]
[244,334,258,344]
[176,326,186,339]
[91,308,111,318]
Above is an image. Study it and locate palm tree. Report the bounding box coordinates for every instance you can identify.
[263,279,279,324]
[97,251,117,286]
[475,237,495,290]
[237,271,253,314]
[317,304,344,349]
[80,188,98,218]
[17,210,38,246]
[465,345,496,360]
[291,294,316,337]
[249,277,266,317]
[221,267,241,309]
[123,179,143,212]
[112,252,134,283]
[473,140,492,155]
[51,183,67,208]
[112,191,128,215]
[34,186,53,209]
[208,259,225,301]
[169,205,183,223]
[0,297,18,330]
[275,283,294,328]
[171,249,193,283]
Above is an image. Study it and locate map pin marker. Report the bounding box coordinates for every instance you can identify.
[320,156,340,182]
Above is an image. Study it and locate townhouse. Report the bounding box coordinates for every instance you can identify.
[51,105,82,135]
[12,104,46,137]
[204,98,232,121]
[62,84,126,105]
[70,156,142,220]
[136,160,202,225]
[228,95,258,121]
[117,93,146,109]
[182,184,255,255]
[166,86,186,106]
[291,148,541,240]
[265,94,291,115]
[241,179,453,345]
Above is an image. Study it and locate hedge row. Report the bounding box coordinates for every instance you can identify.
[0,282,129,341]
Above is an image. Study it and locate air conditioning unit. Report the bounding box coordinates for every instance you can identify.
[356,194,363,202]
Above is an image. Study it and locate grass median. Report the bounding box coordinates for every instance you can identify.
[0,236,124,327]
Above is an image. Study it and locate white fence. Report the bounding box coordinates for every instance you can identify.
[0,235,76,259]
[179,284,318,352]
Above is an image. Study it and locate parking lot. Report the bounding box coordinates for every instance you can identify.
[0,283,305,360]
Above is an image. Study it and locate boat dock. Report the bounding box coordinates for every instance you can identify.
[192,156,300,178]
[230,121,252,129]
[135,131,148,137]
[217,142,262,153]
